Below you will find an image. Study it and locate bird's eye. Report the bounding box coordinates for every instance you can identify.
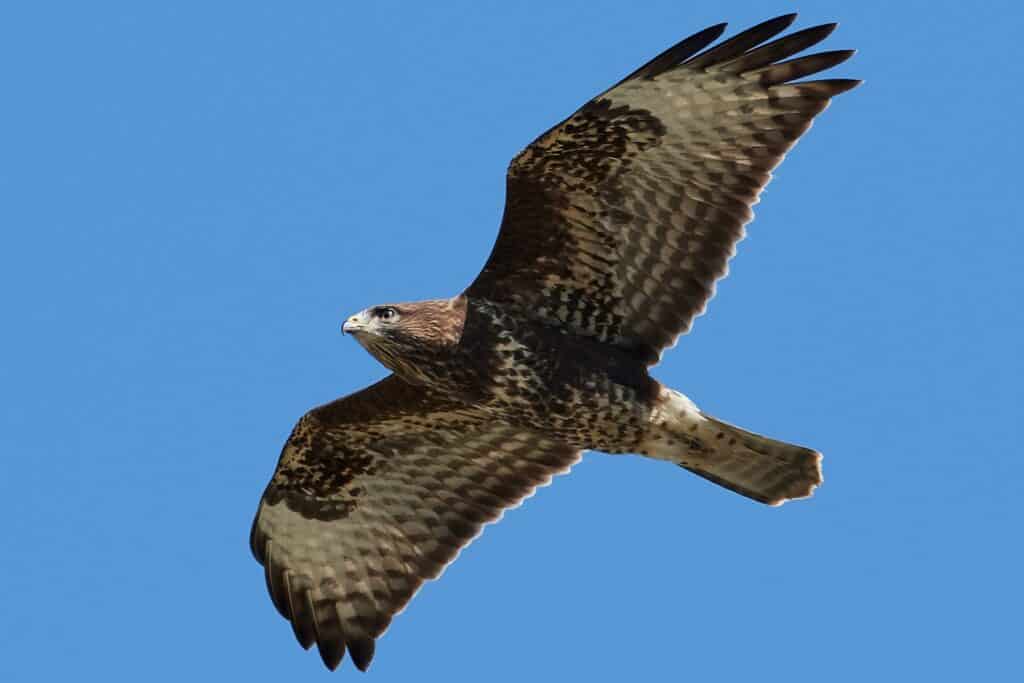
[376,307,398,322]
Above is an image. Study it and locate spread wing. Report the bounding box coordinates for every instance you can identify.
[465,14,859,364]
[250,375,580,671]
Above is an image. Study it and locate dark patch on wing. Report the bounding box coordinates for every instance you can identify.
[469,98,667,314]
[262,415,379,522]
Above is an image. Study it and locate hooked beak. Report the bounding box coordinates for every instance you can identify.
[342,311,368,335]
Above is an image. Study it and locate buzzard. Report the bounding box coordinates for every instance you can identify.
[251,14,858,671]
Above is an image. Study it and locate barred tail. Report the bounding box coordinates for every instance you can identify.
[643,388,823,506]
[679,414,822,505]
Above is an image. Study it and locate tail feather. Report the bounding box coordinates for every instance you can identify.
[681,414,822,506]
[679,413,823,505]
[643,388,822,506]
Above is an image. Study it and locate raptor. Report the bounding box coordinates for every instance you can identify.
[251,14,858,671]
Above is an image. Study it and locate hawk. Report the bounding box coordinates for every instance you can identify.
[251,14,858,671]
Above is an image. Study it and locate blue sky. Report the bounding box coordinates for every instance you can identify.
[2,1,1021,680]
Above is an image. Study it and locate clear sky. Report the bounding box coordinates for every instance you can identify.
[2,1,1021,680]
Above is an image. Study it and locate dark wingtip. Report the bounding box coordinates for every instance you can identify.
[692,21,730,54]
[705,21,729,36]
[765,12,799,32]
[317,639,346,671]
[686,13,801,70]
[825,78,863,95]
[622,20,728,84]
[282,574,317,650]
[818,21,839,35]
[794,22,838,47]
[348,638,376,672]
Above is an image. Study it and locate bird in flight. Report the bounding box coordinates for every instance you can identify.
[251,14,859,672]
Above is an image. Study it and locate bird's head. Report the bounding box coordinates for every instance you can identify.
[342,298,466,383]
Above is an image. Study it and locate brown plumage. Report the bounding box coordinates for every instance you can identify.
[251,14,859,671]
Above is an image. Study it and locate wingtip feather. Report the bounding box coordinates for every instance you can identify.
[281,572,317,650]
[814,78,863,96]
[686,13,800,70]
[348,638,376,672]
[317,638,346,671]
[625,21,728,83]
